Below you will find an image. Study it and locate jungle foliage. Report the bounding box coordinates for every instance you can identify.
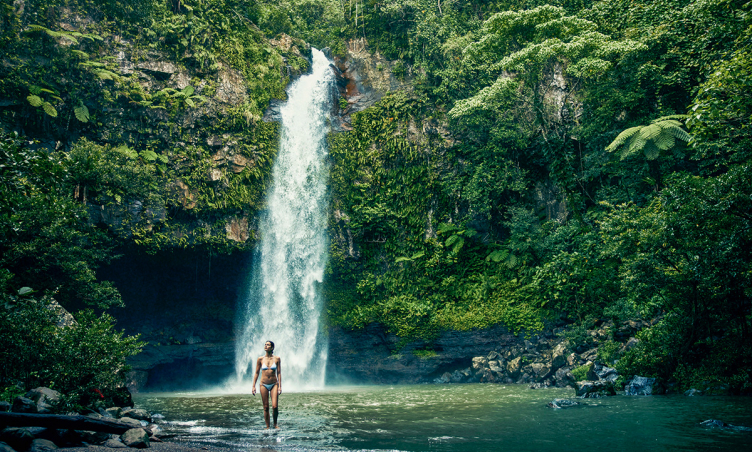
[319,0,752,393]
[0,0,750,395]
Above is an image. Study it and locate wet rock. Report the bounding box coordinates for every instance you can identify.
[435,372,451,384]
[487,351,500,361]
[11,397,37,413]
[684,388,703,396]
[531,363,552,380]
[488,360,504,374]
[700,419,752,432]
[625,376,657,396]
[78,430,110,445]
[0,402,10,412]
[29,439,57,451]
[593,363,619,383]
[120,428,149,448]
[103,438,128,448]
[554,366,574,388]
[143,424,162,438]
[529,382,553,389]
[0,441,15,452]
[0,428,35,450]
[575,380,616,398]
[479,369,496,383]
[118,417,143,429]
[25,388,61,414]
[547,399,581,409]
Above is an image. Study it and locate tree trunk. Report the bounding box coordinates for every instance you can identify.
[0,412,132,434]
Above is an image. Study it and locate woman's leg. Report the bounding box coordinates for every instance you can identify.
[260,385,270,428]
[270,385,279,428]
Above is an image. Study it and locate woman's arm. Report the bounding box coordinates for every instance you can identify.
[251,357,261,395]
[276,357,282,394]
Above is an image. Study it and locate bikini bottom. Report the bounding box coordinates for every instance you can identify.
[262,383,277,392]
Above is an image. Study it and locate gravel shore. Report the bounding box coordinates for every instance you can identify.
[59,441,242,452]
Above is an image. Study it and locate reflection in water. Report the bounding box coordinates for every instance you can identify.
[136,384,752,452]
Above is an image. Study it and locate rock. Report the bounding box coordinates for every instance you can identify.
[29,439,57,451]
[137,61,177,79]
[487,351,500,361]
[0,402,10,412]
[435,372,451,384]
[11,397,37,413]
[143,424,161,438]
[122,408,151,422]
[581,348,598,362]
[551,342,568,369]
[78,430,110,445]
[516,372,532,384]
[566,353,579,367]
[103,438,128,448]
[0,441,15,452]
[700,419,752,432]
[554,367,574,387]
[506,357,522,378]
[530,363,552,380]
[25,388,61,414]
[575,380,616,398]
[593,363,619,383]
[118,417,143,429]
[110,387,134,408]
[625,376,657,396]
[625,337,640,350]
[684,388,703,396]
[0,428,35,450]
[488,360,504,374]
[471,356,488,371]
[529,382,553,389]
[479,369,496,383]
[120,429,149,448]
[547,399,581,409]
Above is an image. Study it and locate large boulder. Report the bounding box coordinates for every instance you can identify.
[121,408,151,422]
[29,439,58,452]
[0,428,35,450]
[78,430,111,445]
[554,366,574,388]
[103,438,128,448]
[530,363,552,381]
[575,380,616,398]
[471,356,488,372]
[120,429,149,448]
[25,388,61,414]
[11,397,37,413]
[625,376,657,396]
[593,363,619,383]
[506,357,522,378]
[118,417,143,429]
[551,342,568,369]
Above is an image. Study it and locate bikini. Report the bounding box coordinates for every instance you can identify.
[261,363,277,392]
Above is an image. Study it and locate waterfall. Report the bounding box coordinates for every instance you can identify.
[234,49,335,390]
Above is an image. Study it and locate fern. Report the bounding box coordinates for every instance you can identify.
[27,95,43,107]
[74,104,89,122]
[607,117,691,160]
[42,102,58,117]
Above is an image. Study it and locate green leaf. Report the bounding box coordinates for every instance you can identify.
[437,223,457,235]
[410,252,425,260]
[74,104,90,123]
[140,150,158,162]
[395,256,412,263]
[27,95,43,107]
[18,287,34,296]
[182,85,195,97]
[452,237,465,254]
[185,98,195,108]
[42,102,57,117]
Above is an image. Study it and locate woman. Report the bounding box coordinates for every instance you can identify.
[251,340,282,429]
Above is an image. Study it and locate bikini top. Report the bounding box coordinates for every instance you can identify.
[261,363,277,371]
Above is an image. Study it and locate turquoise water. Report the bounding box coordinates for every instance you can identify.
[135,384,752,451]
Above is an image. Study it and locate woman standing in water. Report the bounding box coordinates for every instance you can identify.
[252,341,282,429]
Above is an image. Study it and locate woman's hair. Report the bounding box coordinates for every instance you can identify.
[266,340,275,351]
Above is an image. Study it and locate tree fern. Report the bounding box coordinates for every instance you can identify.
[74,104,89,122]
[27,95,43,107]
[606,115,691,160]
[42,102,58,117]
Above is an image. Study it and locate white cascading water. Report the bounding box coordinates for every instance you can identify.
[233,49,335,390]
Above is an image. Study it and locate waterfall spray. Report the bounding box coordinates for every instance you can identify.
[234,49,335,390]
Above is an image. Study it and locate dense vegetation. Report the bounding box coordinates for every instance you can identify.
[321,0,752,393]
[0,0,750,398]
